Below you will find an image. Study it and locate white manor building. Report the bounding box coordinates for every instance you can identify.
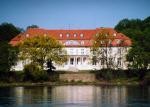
[10,28,132,71]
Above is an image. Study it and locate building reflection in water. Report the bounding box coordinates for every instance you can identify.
[51,85,127,107]
[12,85,139,107]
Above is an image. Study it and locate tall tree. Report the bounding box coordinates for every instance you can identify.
[0,42,18,72]
[0,22,21,41]
[115,16,150,69]
[18,35,67,70]
[92,30,115,69]
[26,25,39,30]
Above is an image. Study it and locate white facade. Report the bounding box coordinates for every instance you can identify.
[11,47,130,71]
[55,47,130,71]
[10,28,132,71]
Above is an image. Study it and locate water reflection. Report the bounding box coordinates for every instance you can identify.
[0,85,149,107]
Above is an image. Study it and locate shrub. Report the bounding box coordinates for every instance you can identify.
[142,71,150,85]
[23,63,48,82]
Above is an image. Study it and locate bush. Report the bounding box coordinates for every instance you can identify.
[23,63,48,82]
[96,69,114,80]
[142,71,150,85]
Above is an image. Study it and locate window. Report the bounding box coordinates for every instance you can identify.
[92,56,97,65]
[70,49,73,54]
[109,58,113,65]
[66,33,69,37]
[77,57,80,64]
[74,33,77,37]
[113,33,116,36]
[101,58,105,65]
[80,33,84,37]
[81,41,84,45]
[117,58,121,66]
[60,34,63,37]
[70,58,74,65]
[83,57,86,63]
[96,33,99,37]
[65,40,80,46]
[26,34,29,37]
[81,49,84,55]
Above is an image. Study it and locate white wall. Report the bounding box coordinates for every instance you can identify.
[12,47,130,71]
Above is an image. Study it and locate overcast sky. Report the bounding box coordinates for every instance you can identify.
[0,0,150,29]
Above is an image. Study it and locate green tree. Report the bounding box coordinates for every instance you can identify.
[0,22,21,42]
[0,42,18,72]
[26,25,39,30]
[18,35,67,70]
[92,30,115,69]
[115,16,150,70]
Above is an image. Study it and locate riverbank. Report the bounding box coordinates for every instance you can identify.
[0,79,147,87]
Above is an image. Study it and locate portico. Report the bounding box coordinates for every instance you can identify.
[68,56,87,66]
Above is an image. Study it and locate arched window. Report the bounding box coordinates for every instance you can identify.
[60,34,63,37]
[80,33,84,38]
[66,33,70,37]
[74,33,77,37]
[26,34,29,37]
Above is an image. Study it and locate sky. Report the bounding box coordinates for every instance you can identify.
[0,0,150,29]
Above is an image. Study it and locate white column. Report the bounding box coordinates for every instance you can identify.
[68,57,70,65]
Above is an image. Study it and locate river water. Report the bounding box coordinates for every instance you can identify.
[0,85,149,107]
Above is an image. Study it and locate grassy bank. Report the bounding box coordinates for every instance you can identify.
[0,69,149,86]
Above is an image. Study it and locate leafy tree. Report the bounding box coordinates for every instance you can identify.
[92,30,115,69]
[0,42,18,72]
[26,25,39,30]
[18,35,67,70]
[115,16,150,70]
[0,22,21,41]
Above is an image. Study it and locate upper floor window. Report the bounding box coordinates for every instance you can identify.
[113,33,117,36]
[70,49,73,54]
[44,33,47,37]
[81,41,84,45]
[80,33,84,38]
[66,33,70,37]
[74,33,77,37]
[81,49,84,55]
[60,34,63,37]
[26,34,29,37]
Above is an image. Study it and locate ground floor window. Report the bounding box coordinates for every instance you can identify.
[77,57,80,64]
[92,56,97,65]
[70,58,74,65]
[117,58,121,66]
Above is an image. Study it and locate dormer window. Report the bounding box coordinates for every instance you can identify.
[80,33,83,38]
[74,33,77,37]
[44,34,47,37]
[60,34,63,37]
[66,33,69,37]
[113,33,116,36]
[26,34,29,37]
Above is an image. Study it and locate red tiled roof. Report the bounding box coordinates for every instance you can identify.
[9,28,132,47]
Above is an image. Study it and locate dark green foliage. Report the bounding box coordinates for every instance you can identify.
[26,25,39,30]
[0,22,21,41]
[0,42,18,72]
[96,69,126,80]
[95,69,149,81]
[142,71,150,85]
[115,16,150,69]
[23,63,48,82]
[0,71,24,82]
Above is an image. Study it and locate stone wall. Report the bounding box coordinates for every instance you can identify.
[59,73,95,82]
